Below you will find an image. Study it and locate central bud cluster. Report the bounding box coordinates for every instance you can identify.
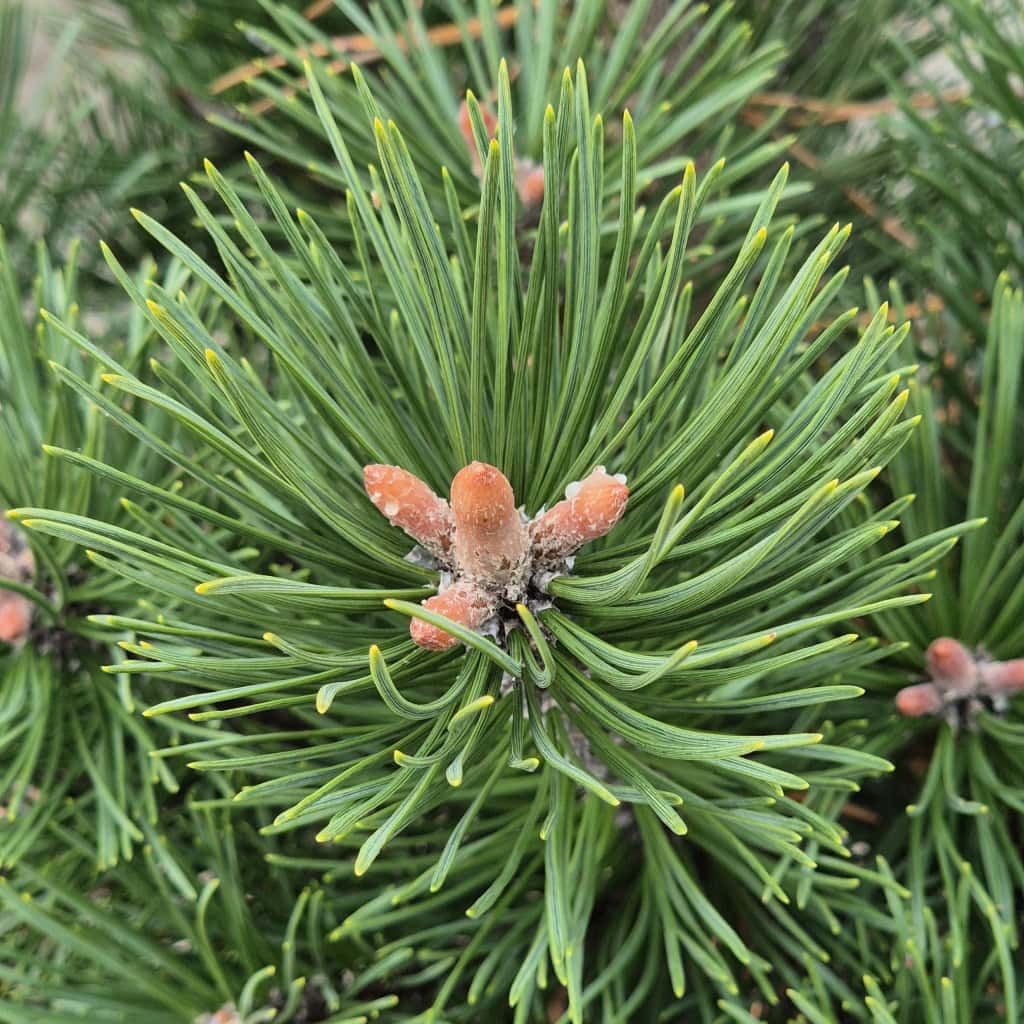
[897,636,1024,723]
[364,461,628,650]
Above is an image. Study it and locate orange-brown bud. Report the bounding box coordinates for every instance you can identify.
[515,160,545,208]
[895,682,944,717]
[363,464,453,558]
[411,580,494,651]
[458,100,498,177]
[451,462,527,584]
[0,593,32,645]
[925,637,975,690]
[979,658,1024,696]
[531,466,629,560]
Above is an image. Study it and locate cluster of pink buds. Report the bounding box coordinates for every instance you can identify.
[364,461,628,650]
[0,518,34,645]
[896,636,1024,720]
[458,100,545,209]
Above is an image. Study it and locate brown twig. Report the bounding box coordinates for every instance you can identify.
[744,93,960,325]
[210,6,521,95]
[742,106,919,250]
[788,789,881,826]
[747,84,969,126]
[214,0,945,301]
[303,0,335,18]
[808,296,946,337]
[243,54,376,116]
[838,802,881,826]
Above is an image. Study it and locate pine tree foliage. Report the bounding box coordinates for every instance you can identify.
[205,0,799,274]
[877,0,1024,330]
[73,0,314,97]
[7,61,971,1022]
[755,0,949,102]
[786,0,1024,322]
[708,276,1023,1024]
[0,3,211,277]
[0,235,186,869]
[818,275,1024,1023]
[0,242,407,1023]
[0,2,1023,1023]
[0,803,408,1023]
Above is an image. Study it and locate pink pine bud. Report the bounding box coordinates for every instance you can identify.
[458,100,498,177]
[410,580,493,651]
[925,637,975,691]
[515,160,545,208]
[451,462,527,585]
[978,658,1024,696]
[531,466,629,560]
[363,465,453,558]
[895,682,944,717]
[0,593,32,645]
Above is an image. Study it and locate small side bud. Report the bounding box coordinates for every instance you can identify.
[451,462,527,585]
[0,593,32,645]
[531,466,629,560]
[363,465,453,558]
[895,682,944,717]
[925,637,975,691]
[978,658,1024,696]
[0,518,35,645]
[411,581,493,651]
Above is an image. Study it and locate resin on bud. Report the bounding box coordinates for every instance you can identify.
[363,464,453,558]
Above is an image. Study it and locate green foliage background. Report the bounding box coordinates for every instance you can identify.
[0,2,1022,1022]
